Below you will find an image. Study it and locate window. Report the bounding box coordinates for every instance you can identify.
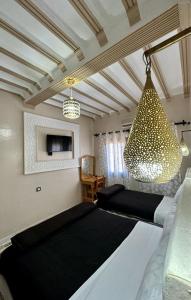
[106,142,126,176]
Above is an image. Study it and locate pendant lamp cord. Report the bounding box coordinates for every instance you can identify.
[143,53,151,74]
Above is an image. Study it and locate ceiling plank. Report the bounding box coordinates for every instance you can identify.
[99,70,137,107]
[52,95,103,116]
[119,58,143,90]
[0,18,66,70]
[80,107,101,117]
[45,99,95,119]
[59,90,109,115]
[50,97,101,117]
[0,47,53,82]
[0,66,41,90]
[84,79,130,111]
[122,0,141,26]
[144,45,171,99]
[16,0,84,61]
[0,87,24,99]
[65,85,118,112]
[24,5,179,106]
[179,37,190,97]
[0,78,33,95]
[69,0,108,47]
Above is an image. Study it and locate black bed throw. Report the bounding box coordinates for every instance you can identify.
[11,202,96,251]
[0,203,137,300]
[97,186,163,221]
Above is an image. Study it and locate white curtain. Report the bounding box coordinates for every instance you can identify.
[95,125,182,196]
[95,131,129,187]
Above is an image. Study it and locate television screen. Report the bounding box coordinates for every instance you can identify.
[47,135,72,155]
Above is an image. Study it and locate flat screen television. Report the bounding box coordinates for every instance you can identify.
[47,135,72,156]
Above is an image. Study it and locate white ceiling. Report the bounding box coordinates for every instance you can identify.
[0,0,190,119]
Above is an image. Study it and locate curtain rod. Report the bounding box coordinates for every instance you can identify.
[94,120,191,137]
[94,129,130,137]
[144,27,191,58]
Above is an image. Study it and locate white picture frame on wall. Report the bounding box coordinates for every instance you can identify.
[24,112,80,174]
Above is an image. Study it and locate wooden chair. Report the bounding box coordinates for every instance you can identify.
[80,155,105,202]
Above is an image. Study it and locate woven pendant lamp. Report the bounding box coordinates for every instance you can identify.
[124,70,182,183]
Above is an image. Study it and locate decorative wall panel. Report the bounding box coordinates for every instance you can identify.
[24,112,80,174]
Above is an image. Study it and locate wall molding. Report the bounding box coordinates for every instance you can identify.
[24,112,80,174]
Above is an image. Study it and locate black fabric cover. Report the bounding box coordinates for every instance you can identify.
[97,184,125,201]
[11,202,96,251]
[97,188,163,221]
[0,206,137,300]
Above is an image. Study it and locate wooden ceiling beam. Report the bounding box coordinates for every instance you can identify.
[24,5,179,106]
[80,107,101,117]
[99,70,137,107]
[84,79,131,111]
[122,0,141,26]
[0,18,66,70]
[119,58,143,90]
[45,99,95,119]
[50,96,101,118]
[179,36,190,98]
[52,95,103,116]
[63,86,118,112]
[0,78,33,95]
[16,0,84,61]
[0,87,24,99]
[144,45,171,99]
[59,90,109,115]
[0,47,53,82]
[0,66,41,90]
[69,0,107,47]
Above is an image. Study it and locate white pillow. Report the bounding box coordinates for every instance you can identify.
[136,213,175,300]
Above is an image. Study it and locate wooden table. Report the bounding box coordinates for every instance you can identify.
[81,176,105,202]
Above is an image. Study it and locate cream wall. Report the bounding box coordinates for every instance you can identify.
[94,94,191,179]
[0,91,94,240]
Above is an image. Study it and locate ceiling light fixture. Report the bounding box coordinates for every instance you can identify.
[180,131,190,157]
[63,78,80,119]
[124,27,191,183]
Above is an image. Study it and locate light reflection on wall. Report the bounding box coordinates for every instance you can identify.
[0,128,13,139]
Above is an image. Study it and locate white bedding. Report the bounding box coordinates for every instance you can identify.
[164,178,191,300]
[0,222,163,300]
[69,222,162,300]
[154,196,176,226]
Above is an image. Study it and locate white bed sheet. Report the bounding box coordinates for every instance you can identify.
[69,222,163,300]
[154,196,176,226]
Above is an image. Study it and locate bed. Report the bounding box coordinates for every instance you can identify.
[0,175,188,300]
[0,203,162,300]
[97,184,180,225]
